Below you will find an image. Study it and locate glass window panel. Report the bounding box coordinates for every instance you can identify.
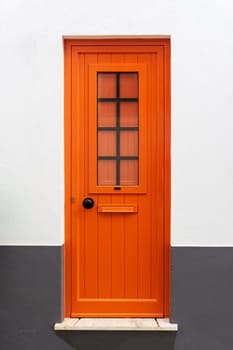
[120,160,138,185]
[120,73,138,98]
[98,131,116,156]
[98,160,116,185]
[98,102,116,127]
[98,73,116,98]
[120,102,138,127]
[120,131,138,157]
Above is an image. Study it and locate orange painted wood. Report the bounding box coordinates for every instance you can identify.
[111,195,126,299]
[88,63,147,194]
[125,194,138,298]
[164,41,171,317]
[97,53,115,300]
[98,204,137,213]
[64,38,170,318]
[64,41,72,317]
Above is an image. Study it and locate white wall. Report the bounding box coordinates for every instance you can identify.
[0,0,232,245]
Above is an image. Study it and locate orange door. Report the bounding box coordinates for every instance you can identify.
[66,39,170,317]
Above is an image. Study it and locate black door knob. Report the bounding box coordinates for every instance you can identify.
[82,197,94,209]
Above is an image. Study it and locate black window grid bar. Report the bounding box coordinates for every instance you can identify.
[98,156,139,160]
[98,127,139,131]
[97,72,139,185]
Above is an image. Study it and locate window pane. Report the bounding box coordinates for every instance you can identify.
[120,102,138,127]
[98,131,116,156]
[120,73,138,98]
[96,72,140,187]
[120,131,138,157]
[120,160,138,185]
[98,73,116,98]
[98,102,116,127]
[98,160,116,185]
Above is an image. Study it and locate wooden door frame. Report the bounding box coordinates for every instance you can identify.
[64,37,171,318]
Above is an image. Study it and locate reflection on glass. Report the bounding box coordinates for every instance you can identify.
[98,102,116,127]
[120,160,138,185]
[98,73,116,98]
[120,102,138,127]
[98,131,116,156]
[98,160,116,185]
[120,131,138,157]
[120,73,138,98]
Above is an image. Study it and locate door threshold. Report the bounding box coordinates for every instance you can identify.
[54,318,178,331]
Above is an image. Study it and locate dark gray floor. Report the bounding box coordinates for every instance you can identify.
[0,246,232,350]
